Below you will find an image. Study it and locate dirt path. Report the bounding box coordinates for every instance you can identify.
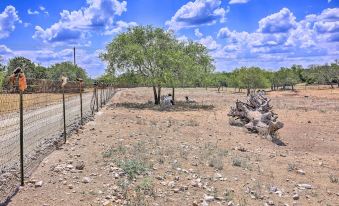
[7,88,339,206]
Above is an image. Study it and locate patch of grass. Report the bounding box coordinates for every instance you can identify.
[136,178,154,196]
[224,189,234,202]
[102,144,127,158]
[208,155,224,170]
[232,156,250,169]
[118,159,148,180]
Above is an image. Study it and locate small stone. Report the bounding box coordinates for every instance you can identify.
[267,200,274,205]
[75,161,85,170]
[296,169,305,175]
[82,177,91,184]
[227,201,234,206]
[35,181,43,188]
[297,184,312,189]
[68,184,73,189]
[103,200,112,206]
[173,188,180,193]
[66,165,74,170]
[168,181,175,188]
[192,201,199,206]
[204,194,214,202]
[292,193,299,200]
[270,186,278,192]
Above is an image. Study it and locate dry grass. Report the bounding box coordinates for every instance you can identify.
[0,93,81,114]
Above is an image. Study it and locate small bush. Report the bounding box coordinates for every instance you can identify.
[118,159,148,179]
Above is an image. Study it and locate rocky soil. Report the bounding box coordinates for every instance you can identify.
[6,87,339,206]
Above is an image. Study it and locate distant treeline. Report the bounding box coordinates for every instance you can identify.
[0,56,91,89]
[99,60,339,95]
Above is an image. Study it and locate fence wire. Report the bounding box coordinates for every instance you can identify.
[0,81,115,204]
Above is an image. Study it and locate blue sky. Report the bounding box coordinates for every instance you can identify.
[0,0,338,77]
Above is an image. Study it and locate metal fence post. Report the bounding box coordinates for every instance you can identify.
[80,83,83,125]
[19,91,24,186]
[62,89,66,143]
[95,86,99,112]
[100,87,103,108]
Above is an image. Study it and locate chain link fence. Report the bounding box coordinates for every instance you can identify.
[0,79,116,205]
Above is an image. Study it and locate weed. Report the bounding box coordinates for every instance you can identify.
[136,178,154,196]
[102,144,126,158]
[232,157,250,169]
[224,189,234,202]
[208,155,224,170]
[118,159,148,180]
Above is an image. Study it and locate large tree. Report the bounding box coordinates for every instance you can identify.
[100,25,214,104]
[48,62,89,82]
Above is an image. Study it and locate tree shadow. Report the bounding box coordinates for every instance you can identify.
[111,101,214,112]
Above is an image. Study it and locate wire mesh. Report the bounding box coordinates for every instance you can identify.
[0,79,115,204]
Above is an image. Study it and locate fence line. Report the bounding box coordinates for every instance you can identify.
[0,81,116,204]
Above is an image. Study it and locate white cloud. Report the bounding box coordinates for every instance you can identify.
[104,21,138,35]
[197,35,220,50]
[194,28,203,37]
[166,0,229,30]
[0,45,13,55]
[28,6,49,16]
[0,5,21,39]
[33,0,127,44]
[28,9,39,15]
[258,8,297,33]
[213,7,339,70]
[229,0,250,4]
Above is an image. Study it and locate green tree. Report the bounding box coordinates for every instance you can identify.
[7,57,36,78]
[48,62,89,82]
[100,25,213,104]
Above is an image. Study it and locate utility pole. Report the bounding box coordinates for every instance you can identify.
[73,47,76,66]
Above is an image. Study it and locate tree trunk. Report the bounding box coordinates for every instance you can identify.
[153,86,158,104]
[157,86,161,104]
[329,82,334,89]
[217,86,221,93]
[246,88,250,96]
[292,85,294,91]
[228,93,284,139]
[172,87,175,105]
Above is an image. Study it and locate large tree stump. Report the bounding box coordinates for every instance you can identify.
[228,93,284,140]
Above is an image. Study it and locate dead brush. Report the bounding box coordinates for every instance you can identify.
[231,155,250,170]
[201,142,228,170]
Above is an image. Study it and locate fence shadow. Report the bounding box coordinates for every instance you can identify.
[112,101,215,112]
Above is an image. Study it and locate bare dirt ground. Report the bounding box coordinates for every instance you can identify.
[6,87,339,206]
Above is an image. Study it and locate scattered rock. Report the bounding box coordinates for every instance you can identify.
[75,161,85,170]
[204,194,214,202]
[292,193,299,200]
[82,177,91,184]
[296,169,305,175]
[297,184,312,189]
[35,181,43,188]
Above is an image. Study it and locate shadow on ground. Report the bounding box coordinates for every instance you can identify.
[111,101,214,112]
